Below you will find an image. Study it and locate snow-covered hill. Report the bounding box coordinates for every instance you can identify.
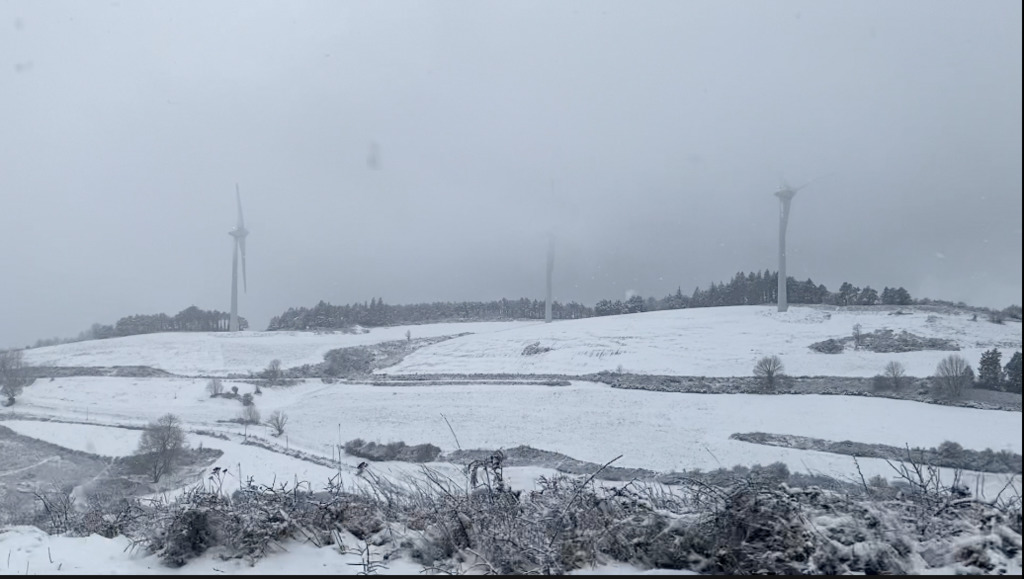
[23,306,1021,378]
[21,321,537,376]
[5,305,1021,575]
[384,306,1021,377]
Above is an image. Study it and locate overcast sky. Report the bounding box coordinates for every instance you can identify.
[1,0,1021,348]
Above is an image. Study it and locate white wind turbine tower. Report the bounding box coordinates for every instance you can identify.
[545,231,555,323]
[773,177,814,313]
[228,185,249,332]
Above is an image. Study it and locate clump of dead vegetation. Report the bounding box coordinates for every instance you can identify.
[810,328,959,354]
[343,438,442,463]
[732,432,1023,475]
[17,448,1023,574]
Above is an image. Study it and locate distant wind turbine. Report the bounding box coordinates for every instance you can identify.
[774,176,821,312]
[229,185,249,332]
[545,232,555,323]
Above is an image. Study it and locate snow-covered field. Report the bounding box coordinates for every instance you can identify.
[23,306,1020,378]
[384,306,1023,377]
[21,321,539,376]
[6,377,1021,496]
[4,305,1022,574]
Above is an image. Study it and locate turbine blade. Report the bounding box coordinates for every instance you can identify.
[239,237,247,293]
[235,184,245,229]
[795,172,834,192]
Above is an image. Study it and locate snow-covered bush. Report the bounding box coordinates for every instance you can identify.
[238,404,260,425]
[934,354,975,398]
[77,453,1023,574]
[265,410,288,437]
[343,438,441,463]
[753,355,784,391]
[205,378,224,397]
[136,414,186,483]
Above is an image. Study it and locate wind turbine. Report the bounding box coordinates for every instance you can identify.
[774,177,806,311]
[545,231,555,323]
[774,176,823,311]
[229,184,249,332]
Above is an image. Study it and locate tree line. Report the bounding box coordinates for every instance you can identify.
[30,306,248,348]
[267,297,592,330]
[265,271,918,330]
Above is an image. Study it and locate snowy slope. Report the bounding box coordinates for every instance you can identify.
[21,321,538,376]
[382,305,1022,377]
[6,377,1020,494]
[22,306,1020,378]
[3,306,1022,575]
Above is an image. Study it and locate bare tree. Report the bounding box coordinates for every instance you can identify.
[265,410,288,436]
[137,414,186,483]
[206,378,224,397]
[263,359,283,385]
[0,349,35,406]
[239,404,261,425]
[753,355,785,390]
[934,354,974,398]
[884,360,906,391]
[852,323,864,350]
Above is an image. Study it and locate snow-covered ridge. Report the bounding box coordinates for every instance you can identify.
[384,305,1021,377]
[21,321,537,376]
[22,306,1020,378]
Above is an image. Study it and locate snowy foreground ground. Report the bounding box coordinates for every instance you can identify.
[4,305,1022,574]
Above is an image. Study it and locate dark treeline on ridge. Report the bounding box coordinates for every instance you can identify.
[31,306,248,348]
[266,271,919,331]
[25,272,1020,350]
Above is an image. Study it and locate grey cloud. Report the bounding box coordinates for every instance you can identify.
[1,0,1020,347]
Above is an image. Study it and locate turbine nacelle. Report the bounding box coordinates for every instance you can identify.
[774,187,797,202]
[773,178,808,202]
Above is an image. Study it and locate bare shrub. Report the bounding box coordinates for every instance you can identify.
[810,338,844,354]
[32,484,76,534]
[1003,305,1022,321]
[852,323,863,350]
[883,360,906,390]
[239,404,261,425]
[753,355,784,390]
[522,342,553,356]
[343,438,441,463]
[137,414,187,483]
[871,374,889,392]
[0,349,35,405]
[265,410,288,437]
[68,448,1024,575]
[240,392,254,406]
[933,354,974,398]
[263,359,283,385]
[206,378,224,397]
[324,348,374,378]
